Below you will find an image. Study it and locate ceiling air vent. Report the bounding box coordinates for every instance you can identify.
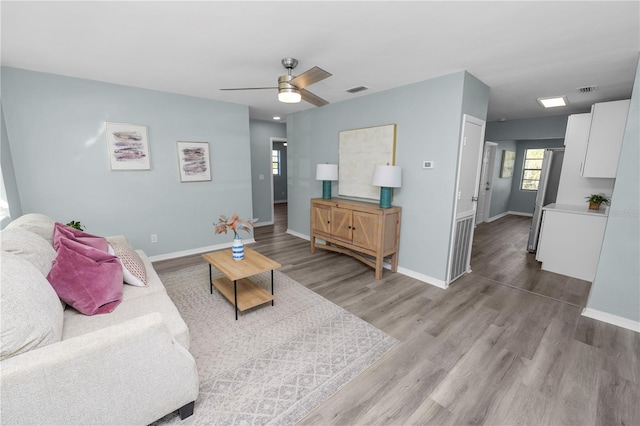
[345,85,369,94]
[577,85,598,93]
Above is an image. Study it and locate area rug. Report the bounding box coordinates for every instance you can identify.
[153,264,398,425]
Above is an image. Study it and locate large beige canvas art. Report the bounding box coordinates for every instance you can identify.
[338,124,397,200]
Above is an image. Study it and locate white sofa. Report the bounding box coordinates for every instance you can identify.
[0,214,199,425]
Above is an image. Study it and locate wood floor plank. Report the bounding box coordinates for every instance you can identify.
[152,208,639,425]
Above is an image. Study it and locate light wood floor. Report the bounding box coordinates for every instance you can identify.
[154,205,639,425]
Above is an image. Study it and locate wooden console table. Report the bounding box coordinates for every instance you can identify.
[310,198,401,279]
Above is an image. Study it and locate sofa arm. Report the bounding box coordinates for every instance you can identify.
[1,313,199,425]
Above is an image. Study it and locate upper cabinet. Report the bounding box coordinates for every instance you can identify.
[581,99,631,178]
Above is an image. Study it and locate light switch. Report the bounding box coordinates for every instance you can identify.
[423,161,435,169]
[259,174,265,180]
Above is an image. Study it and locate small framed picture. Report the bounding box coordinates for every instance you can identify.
[177,141,211,182]
[105,122,151,170]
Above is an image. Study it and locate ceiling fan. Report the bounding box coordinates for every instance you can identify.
[220,58,332,107]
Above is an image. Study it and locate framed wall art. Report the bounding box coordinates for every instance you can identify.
[338,124,397,200]
[176,141,211,182]
[500,150,516,178]
[105,122,151,170]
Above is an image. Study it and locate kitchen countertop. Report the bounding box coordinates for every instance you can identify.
[542,203,609,217]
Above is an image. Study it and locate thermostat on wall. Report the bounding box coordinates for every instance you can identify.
[423,160,435,169]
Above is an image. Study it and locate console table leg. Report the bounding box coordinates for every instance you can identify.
[234,280,238,320]
[271,269,274,306]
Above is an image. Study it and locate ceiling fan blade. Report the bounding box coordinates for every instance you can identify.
[301,89,329,107]
[289,66,332,89]
[220,87,277,91]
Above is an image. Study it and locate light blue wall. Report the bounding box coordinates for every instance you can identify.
[249,119,286,224]
[508,138,565,214]
[287,71,488,282]
[0,105,23,228]
[587,56,640,323]
[1,67,253,256]
[488,140,517,218]
[485,115,569,141]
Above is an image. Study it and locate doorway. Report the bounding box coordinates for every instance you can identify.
[270,138,287,228]
[475,142,497,224]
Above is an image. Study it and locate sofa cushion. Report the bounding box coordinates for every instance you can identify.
[46,237,123,315]
[107,236,147,287]
[62,291,190,350]
[1,228,57,275]
[53,222,108,252]
[120,250,167,301]
[1,253,64,361]
[4,213,56,245]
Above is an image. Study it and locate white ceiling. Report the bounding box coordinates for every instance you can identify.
[2,1,639,123]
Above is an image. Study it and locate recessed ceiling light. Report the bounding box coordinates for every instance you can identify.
[537,96,568,108]
[273,116,281,120]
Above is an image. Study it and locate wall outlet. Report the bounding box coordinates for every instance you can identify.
[423,160,435,169]
[150,234,158,243]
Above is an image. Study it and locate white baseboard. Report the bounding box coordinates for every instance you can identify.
[397,267,448,289]
[148,238,257,262]
[286,229,310,241]
[254,221,274,227]
[487,210,533,222]
[581,308,640,333]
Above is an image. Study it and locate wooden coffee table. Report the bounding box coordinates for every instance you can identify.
[202,247,281,320]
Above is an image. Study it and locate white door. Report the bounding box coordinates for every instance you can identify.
[475,142,497,224]
[447,115,486,284]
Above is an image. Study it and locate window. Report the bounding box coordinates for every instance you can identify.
[272,150,280,175]
[521,148,545,190]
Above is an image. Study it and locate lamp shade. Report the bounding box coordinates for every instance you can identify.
[371,165,402,188]
[316,164,338,181]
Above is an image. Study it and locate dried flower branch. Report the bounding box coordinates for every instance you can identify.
[213,214,257,239]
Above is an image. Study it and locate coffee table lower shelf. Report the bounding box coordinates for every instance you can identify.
[212,277,274,312]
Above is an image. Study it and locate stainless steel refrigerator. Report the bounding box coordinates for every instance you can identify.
[527,148,565,252]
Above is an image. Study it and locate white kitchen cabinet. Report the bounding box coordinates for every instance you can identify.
[555,114,615,206]
[582,99,631,178]
[536,204,607,282]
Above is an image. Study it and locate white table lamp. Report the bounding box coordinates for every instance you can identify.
[371,165,402,208]
[316,164,338,199]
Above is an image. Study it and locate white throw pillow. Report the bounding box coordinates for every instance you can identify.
[0,252,64,361]
[1,228,57,275]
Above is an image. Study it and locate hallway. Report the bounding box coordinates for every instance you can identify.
[471,214,592,307]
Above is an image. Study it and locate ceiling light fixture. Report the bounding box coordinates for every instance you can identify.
[273,116,281,120]
[278,75,301,103]
[537,96,568,108]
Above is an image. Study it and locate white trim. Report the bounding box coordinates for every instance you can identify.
[582,308,640,333]
[274,200,288,204]
[148,238,257,262]
[397,267,448,289]
[286,229,310,241]
[254,220,274,227]
[486,210,533,222]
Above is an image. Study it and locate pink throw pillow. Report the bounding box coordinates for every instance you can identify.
[53,223,108,252]
[46,237,123,315]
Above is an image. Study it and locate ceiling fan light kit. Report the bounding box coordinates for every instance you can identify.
[278,75,302,103]
[222,57,331,107]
